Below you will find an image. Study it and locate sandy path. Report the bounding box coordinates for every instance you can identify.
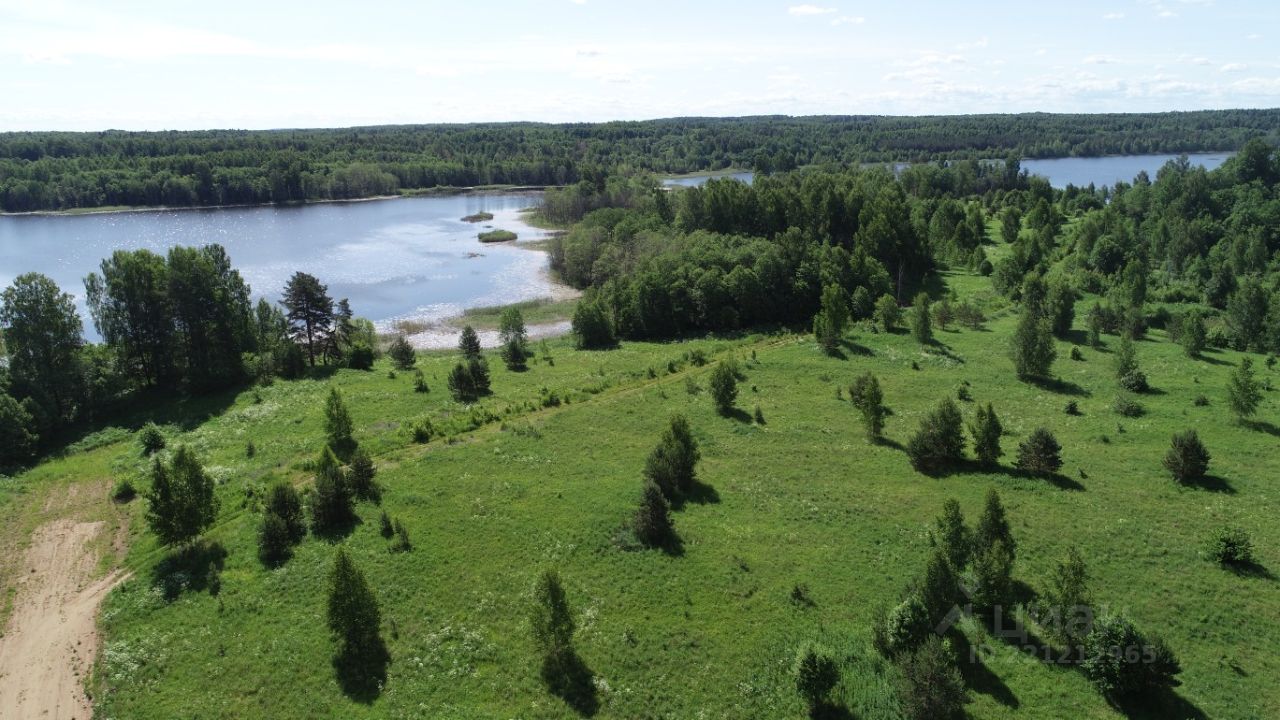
[0,519,127,720]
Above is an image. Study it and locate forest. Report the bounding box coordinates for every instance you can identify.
[1,129,1279,719]
[2,109,1278,212]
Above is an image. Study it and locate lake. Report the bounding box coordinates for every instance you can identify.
[0,194,563,343]
[1021,152,1232,189]
[662,171,755,187]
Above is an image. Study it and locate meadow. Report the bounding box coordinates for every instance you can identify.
[3,263,1276,719]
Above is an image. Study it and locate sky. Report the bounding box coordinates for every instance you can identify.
[1,0,1277,131]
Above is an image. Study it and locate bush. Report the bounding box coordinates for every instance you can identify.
[1206,526,1255,566]
[1070,346,1084,361]
[643,415,700,500]
[875,293,901,332]
[709,362,738,415]
[448,358,492,403]
[896,636,968,720]
[145,446,218,547]
[413,369,429,393]
[1119,369,1149,393]
[1112,394,1145,417]
[849,372,886,442]
[1064,400,1080,415]
[410,419,434,443]
[1193,394,1209,407]
[1163,430,1210,483]
[1015,427,1063,476]
[1082,614,1181,699]
[139,422,166,456]
[324,387,355,451]
[111,478,136,503]
[379,510,394,538]
[388,334,416,369]
[572,296,616,349]
[265,482,306,543]
[346,342,375,370]
[1227,357,1262,422]
[390,520,411,552]
[793,643,839,712]
[881,594,931,656]
[1010,310,1056,379]
[258,511,292,566]
[0,393,37,467]
[909,292,933,344]
[906,398,965,473]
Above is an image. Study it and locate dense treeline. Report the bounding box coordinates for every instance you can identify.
[3,110,1278,211]
[0,248,375,468]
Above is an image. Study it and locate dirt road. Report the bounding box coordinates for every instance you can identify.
[0,519,126,720]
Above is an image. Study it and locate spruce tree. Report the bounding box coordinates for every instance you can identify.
[499,307,529,370]
[875,293,901,333]
[265,482,306,543]
[1163,430,1210,483]
[458,325,482,359]
[324,386,355,452]
[531,569,578,687]
[348,447,379,501]
[1180,310,1206,357]
[906,398,965,473]
[974,488,1014,554]
[1039,546,1091,646]
[968,403,1003,466]
[327,548,384,681]
[909,292,932,344]
[387,334,416,369]
[709,362,738,415]
[933,499,972,570]
[310,446,354,535]
[258,511,292,566]
[634,480,674,547]
[1011,310,1056,379]
[448,362,477,402]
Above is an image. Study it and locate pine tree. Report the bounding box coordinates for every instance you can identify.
[1163,430,1210,483]
[265,482,306,543]
[634,480,674,547]
[919,547,961,622]
[1039,546,1091,645]
[968,403,1003,466]
[933,499,972,570]
[468,356,491,395]
[643,415,701,500]
[896,636,969,720]
[909,292,933,344]
[814,284,849,354]
[448,362,477,402]
[458,325,482,359]
[348,447,379,501]
[310,446,354,534]
[974,488,1014,554]
[875,293,901,332]
[970,538,1015,612]
[324,386,355,452]
[709,362,738,415]
[906,398,965,473]
[258,511,292,566]
[387,334,416,369]
[1114,336,1148,392]
[499,307,529,370]
[144,445,219,547]
[327,548,384,678]
[281,271,334,366]
[1015,427,1063,476]
[849,372,886,442]
[1227,357,1262,422]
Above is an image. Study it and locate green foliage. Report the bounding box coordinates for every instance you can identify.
[970,538,1015,612]
[144,445,218,547]
[448,357,492,403]
[531,569,580,693]
[387,334,417,370]
[111,477,136,503]
[258,510,292,566]
[633,480,674,548]
[643,415,700,500]
[813,284,850,354]
[347,447,380,501]
[1046,280,1076,338]
[975,488,1015,554]
[138,422,166,456]
[459,325,482,359]
[1015,427,1063,476]
[1082,614,1181,699]
[1227,357,1262,421]
[708,362,738,415]
[413,368,429,393]
[793,643,839,711]
[932,499,972,570]
[390,519,412,553]
[1163,430,1210,483]
[919,547,961,622]
[1113,394,1145,417]
[0,392,38,467]
[0,272,84,423]
[379,510,394,538]
[324,386,355,451]
[499,308,530,370]
[881,594,931,656]
[906,397,965,473]
[280,271,334,368]
[1011,307,1055,380]
[896,636,968,720]
[265,482,306,544]
[1180,310,1207,357]
[968,402,1003,466]
[309,446,353,535]
[1115,336,1149,393]
[478,229,518,243]
[1206,526,1255,566]
[571,296,616,350]
[875,294,901,333]
[326,548,384,683]
[1037,546,1092,646]
[346,342,375,370]
[909,292,933,344]
[849,372,886,442]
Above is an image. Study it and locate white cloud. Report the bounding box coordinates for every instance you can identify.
[1190,57,1211,65]
[788,5,837,16]
[1220,62,1247,72]
[1103,12,1125,19]
[1083,54,1118,65]
[1245,33,1261,40]
[830,15,864,26]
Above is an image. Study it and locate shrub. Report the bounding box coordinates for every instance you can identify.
[919,547,962,622]
[1163,430,1210,483]
[793,643,839,713]
[1193,394,1209,407]
[499,307,530,370]
[388,334,416,369]
[849,372,886,442]
[1064,400,1080,415]
[1112,394,1145,417]
[1082,614,1181,699]
[896,636,968,720]
[448,358,491,403]
[324,387,355,452]
[346,342,375,370]
[265,482,306,543]
[968,402,1002,466]
[1180,310,1206,356]
[1118,369,1149,393]
[410,419,434,444]
[709,362,738,415]
[258,511,292,566]
[875,293,901,332]
[753,405,765,424]
[0,393,37,467]
[933,499,972,570]
[379,510,394,538]
[909,292,933,344]
[1070,346,1084,361]
[390,520,411,552]
[1016,427,1063,476]
[1037,546,1092,646]
[1227,357,1262,422]
[882,594,931,656]
[413,369,429,393]
[643,415,700,500]
[138,422,166,456]
[111,478,136,503]
[633,480,674,548]
[906,398,965,473]
[1206,526,1255,566]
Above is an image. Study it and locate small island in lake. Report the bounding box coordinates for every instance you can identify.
[461,211,495,222]
[478,229,517,242]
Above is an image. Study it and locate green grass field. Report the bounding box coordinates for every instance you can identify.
[4,270,1278,719]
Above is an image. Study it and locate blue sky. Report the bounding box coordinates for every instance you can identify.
[1,0,1277,131]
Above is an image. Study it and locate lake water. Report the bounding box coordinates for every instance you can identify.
[1021,152,1232,189]
[0,194,560,341]
[662,171,755,187]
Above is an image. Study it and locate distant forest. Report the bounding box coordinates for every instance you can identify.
[2,110,1278,212]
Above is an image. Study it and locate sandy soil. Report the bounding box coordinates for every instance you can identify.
[0,519,127,720]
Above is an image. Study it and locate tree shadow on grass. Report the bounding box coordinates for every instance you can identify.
[542,650,600,717]
[673,479,720,507]
[952,630,1020,709]
[313,513,362,542]
[810,701,856,720]
[151,539,227,601]
[1109,686,1208,720]
[1023,376,1091,397]
[1224,560,1277,581]
[333,636,390,703]
[1243,419,1280,438]
[1194,349,1233,367]
[839,338,874,356]
[1181,474,1236,494]
[722,407,755,424]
